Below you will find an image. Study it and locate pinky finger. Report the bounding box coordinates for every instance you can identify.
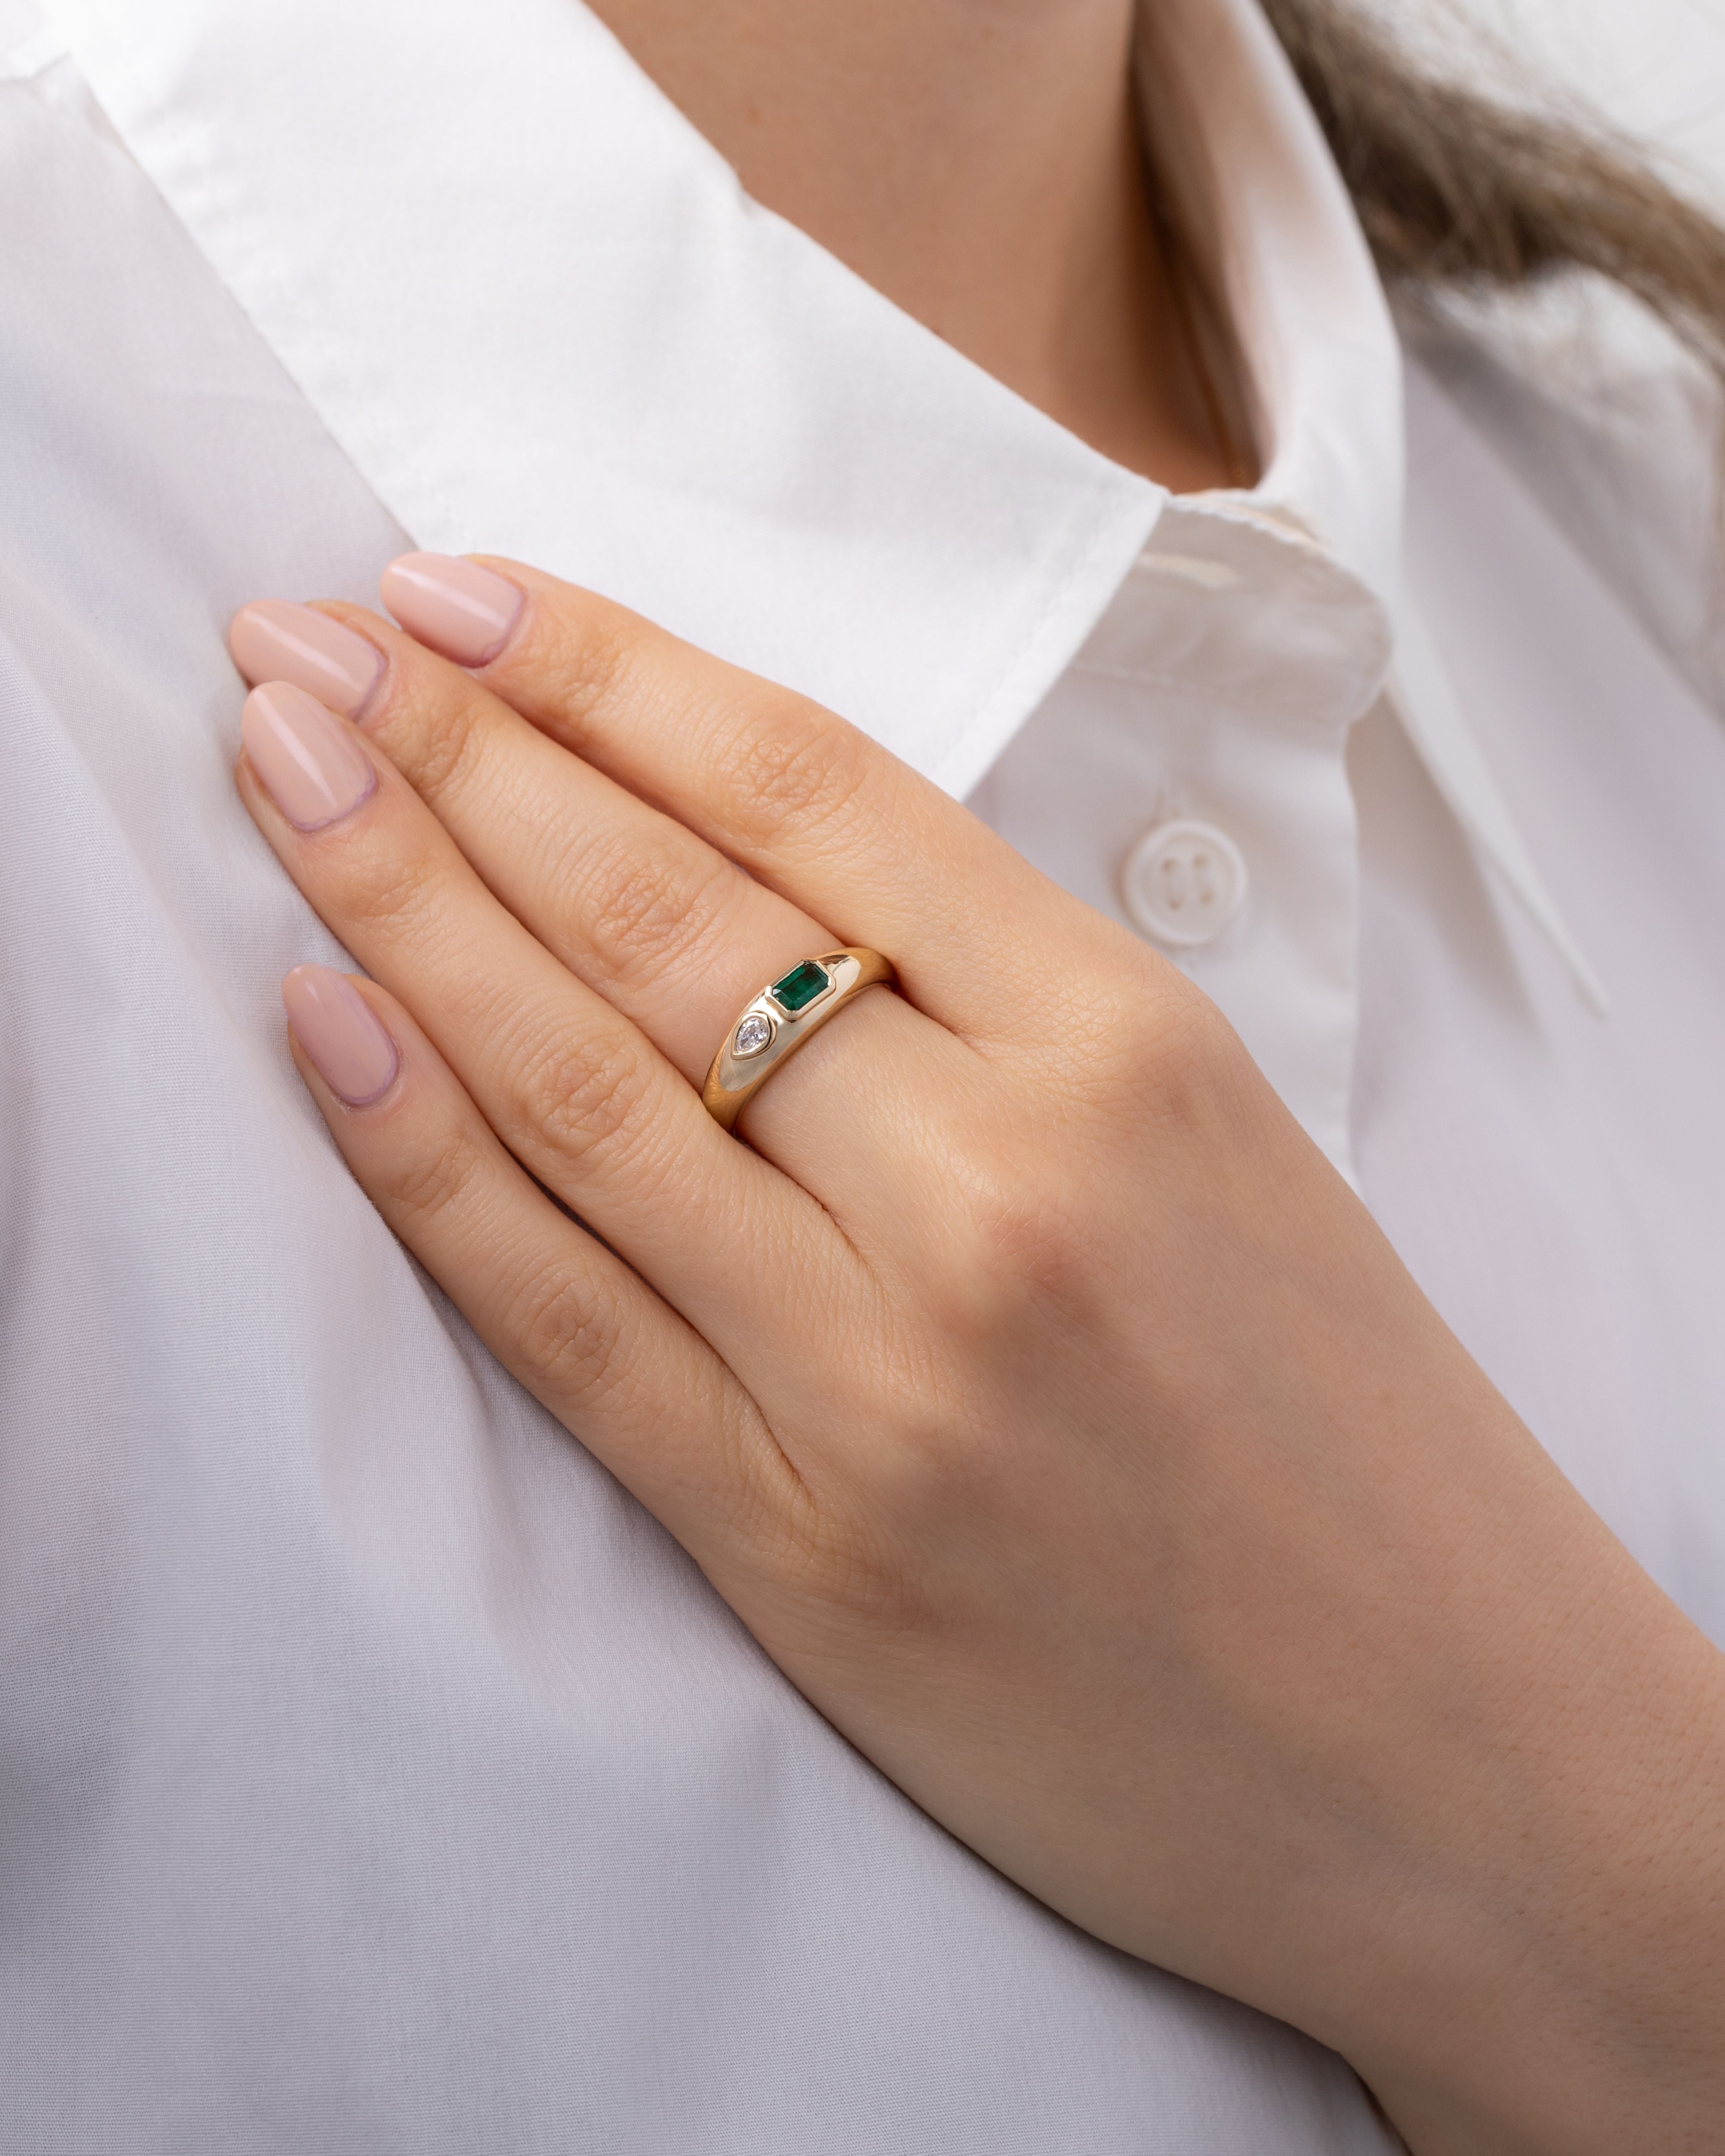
[280,963,790,1554]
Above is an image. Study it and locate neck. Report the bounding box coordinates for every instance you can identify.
[584,0,1238,489]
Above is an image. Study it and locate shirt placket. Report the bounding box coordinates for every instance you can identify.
[969,500,1394,1181]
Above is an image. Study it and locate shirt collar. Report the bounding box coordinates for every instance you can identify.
[42,0,1398,768]
[42,0,1601,1006]
[1138,0,1404,597]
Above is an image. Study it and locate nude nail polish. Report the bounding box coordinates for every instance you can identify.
[283,964,399,1105]
[229,601,385,720]
[380,552,523,667]
[242,682,377,831]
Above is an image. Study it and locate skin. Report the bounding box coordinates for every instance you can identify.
[226,3,1724,2145]
[233,566,1725,2155]
[582,0,1238,488]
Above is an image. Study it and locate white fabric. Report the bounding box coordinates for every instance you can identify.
[41,0,1164,801]
[0,0,1721,2147]
[973,500,1392,1170]
[1408,278,1725,714]
[32,0,1613,1162]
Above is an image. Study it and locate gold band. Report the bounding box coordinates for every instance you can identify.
[702,948,896,1133]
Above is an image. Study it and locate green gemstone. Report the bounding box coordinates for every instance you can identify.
[769,959,831,1014]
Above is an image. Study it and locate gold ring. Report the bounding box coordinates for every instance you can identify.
[702,949,896,1133]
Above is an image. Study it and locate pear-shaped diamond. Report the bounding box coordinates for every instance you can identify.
[734,1012,774,1058]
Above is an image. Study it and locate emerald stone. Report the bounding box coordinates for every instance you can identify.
[769,959,831,1014]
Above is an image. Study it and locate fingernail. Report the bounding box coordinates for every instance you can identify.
[242,682,376,831]
[283,965,400,1106]
[229,600,385,720]
[380,553,523,667]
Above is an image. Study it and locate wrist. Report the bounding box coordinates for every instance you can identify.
[1327,1582,1725,2154]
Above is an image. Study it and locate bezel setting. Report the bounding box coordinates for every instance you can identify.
[768,959,833,1015]
[733,1011,775,1058]
[702,948,897,1134]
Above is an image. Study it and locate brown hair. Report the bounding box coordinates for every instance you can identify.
[1257,0,1725,377]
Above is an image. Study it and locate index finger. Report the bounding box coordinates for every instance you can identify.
[377,553,1124,1047]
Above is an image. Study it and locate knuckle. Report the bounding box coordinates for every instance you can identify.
[569,828,744,986]
[518,1023,659,1165]
[795,1359,994,1627]
[711,698,871,850]
[1057,966,1238,1125]
[508,1255,631,1405]
[788,1507,934,1633]
[375,1122,484,1230]
[885,1126,1097,1358]
[951,1161,1090,1331]
[1129,986,1246,1128]
[408,689,493,803]
[337,846,449,941]
[521,596,653,725]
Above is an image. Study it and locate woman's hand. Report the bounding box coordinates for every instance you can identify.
[230,558,1725,2156]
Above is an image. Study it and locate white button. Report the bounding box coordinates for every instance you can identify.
[1120,819,1248,948]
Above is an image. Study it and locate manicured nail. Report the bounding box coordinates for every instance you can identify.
[283,964,399,1105]
[241,682,376,831]
[229,600,385,720]
[380,552,523,667]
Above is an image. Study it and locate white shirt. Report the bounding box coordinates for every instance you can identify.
[1,0,1721,2148]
